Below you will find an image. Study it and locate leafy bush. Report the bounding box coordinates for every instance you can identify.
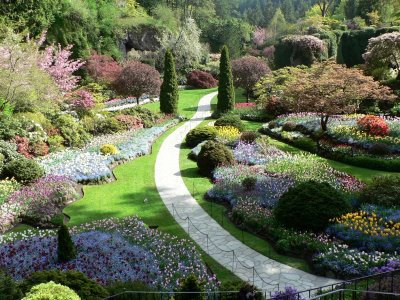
[242,176,257,191]
[48,135,65,152]
[92,117,123,135]
[360,275,400,300]
[185,127,217,148]
[100,144,119,155]
[31,141,49,157]
[282,121,297,132]
[115,114,143,130]
[357,115,389,136]
[122,107,161,128]
[219,281,262,300]
[197,141,234,177]
[3,158,44,183]
[20,270,109,300]
[271,286,305,300]
[0,115,27,140]
[0,141,23,163]
[0,270,22,300]
[22,281,80,300]
[214,115,244,131]
[57,224,76,263]
[240,131,260,143]
[359,175,400,207]
[106,281,155,300]
[186,70,218,89]
[176,274,204,300]
[274,181,350,231]
[54,115,90,148]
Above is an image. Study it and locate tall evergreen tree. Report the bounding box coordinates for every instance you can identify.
[160,49,179,115]
[57,224,76,263]
[217,46,235,114]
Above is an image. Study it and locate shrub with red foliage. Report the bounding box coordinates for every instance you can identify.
[86,52,123,85]
[115,115,144,130]
[13,136,32,158]
[357,115,390,136]
[186,70,218,89]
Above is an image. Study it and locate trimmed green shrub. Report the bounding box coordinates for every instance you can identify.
[100,144,119,155]
[176,274,203,300]
[216,46,235,114]
[22,281,80,300]
[0,140,23,163]
[274,181,350,231]
[242,176,257,191]
[106,281,156,300]
[0,270,22,300]
[214,115,244,131]
[48,135,65,152]
[54,115,90,148]
[122,107,161,128]
[21,270,109,300]
[185,127,217,148]
[57,224,76,263]
[3,158,44,183]
[160,50,179,115]
[197,141,234,177]
[93,117,123,135]
[359,175,400,207]
[0,115,27,140]
[240,131,261,143]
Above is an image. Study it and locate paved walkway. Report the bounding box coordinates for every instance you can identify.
[154,92,338,292]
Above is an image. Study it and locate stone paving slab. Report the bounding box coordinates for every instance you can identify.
[154,92,339,292]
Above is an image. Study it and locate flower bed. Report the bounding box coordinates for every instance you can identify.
[0,175,79,233]
[38,120,177,183]
[0,217,218,291]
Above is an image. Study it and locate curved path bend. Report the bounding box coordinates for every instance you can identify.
[155,92,338,292]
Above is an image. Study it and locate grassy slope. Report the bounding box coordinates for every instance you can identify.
[64,88,239,282]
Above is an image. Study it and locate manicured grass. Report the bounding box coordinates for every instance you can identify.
[64,89,240,283]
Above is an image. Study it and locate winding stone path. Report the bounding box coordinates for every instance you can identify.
[155,92,338,292]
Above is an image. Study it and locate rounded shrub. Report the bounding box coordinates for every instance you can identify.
[93,117,123,135]
[3,158,44,183]
[100,144,119,155]
[369,142,391,155]
[0,269,22,300]
[359,175,400,207]
[22,281,80,300]
[214,115,244,132]
[54,115,90,148]
[57,224,76,263]
[197,141,234,177]
[282,121,297,132]
[185,127,217,148]
[242,176,257,191]
[240,131,261,143]
[357,115,389,136]
[20,270,109,300]
[186,70,218,89]
[274,181,350,231]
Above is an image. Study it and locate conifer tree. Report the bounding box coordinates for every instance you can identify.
[160,50,179,114]
[57,224,76,263]
[217,46,235,114]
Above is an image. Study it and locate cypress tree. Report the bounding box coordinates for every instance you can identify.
[217,45,235,114]
[57,224,76,263]
[160,49,179,114]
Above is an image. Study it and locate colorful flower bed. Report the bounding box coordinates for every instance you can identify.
[0,175,79,233]
[0,217,218,291]
[38,120,177,183]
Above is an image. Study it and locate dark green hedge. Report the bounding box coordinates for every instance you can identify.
[337,27,400,67]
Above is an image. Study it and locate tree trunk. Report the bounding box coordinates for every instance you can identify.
[320,115,329,131]
[136,95,140,106]
[246,89,250,103]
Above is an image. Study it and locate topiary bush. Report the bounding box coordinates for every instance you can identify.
[3,158,44,183]
[20,270,109,300]
[186,70,218,89]
[22,281,80,300]
[274,181,350,231]
[100,144,119,155]
[214,115,244,132]
[359,175,400,207]
[185,127,217,148]
[197,141,234,177]
[240,131,260,143]
[57,224,76,263]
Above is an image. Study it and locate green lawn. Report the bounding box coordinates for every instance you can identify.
[64,88,240,283]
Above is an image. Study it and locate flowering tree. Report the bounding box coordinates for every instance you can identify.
[363,32,400,80]
[38,44,85,92]
[86,52,122,85]
[252,27,267,46]
[232,56,270,102]
[68,90,96,116]
[113,61,161,105]
[257,62,396,131]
